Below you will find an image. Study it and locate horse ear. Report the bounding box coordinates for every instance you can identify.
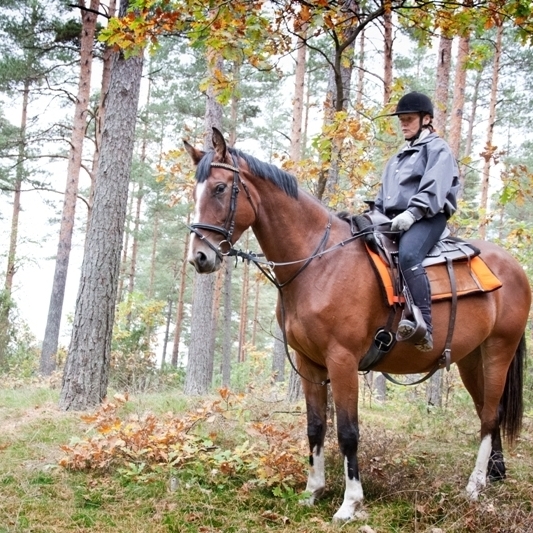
[212,127,227,160]
[183,139,204,165]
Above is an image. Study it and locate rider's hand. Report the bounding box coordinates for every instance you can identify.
[390,211,416,232]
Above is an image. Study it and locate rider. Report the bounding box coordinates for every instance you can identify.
[375,91,460,352]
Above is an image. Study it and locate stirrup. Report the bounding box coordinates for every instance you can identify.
[396,305,427,343]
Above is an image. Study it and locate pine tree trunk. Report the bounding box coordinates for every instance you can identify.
[184,48,223,395]
[40,1,99,375]
[427,36,451,407]
[117,185,134,303]
[479,23,503,240]
[356,30,365,107]
[88,0,116,216]
[127,184,143,298]
[433,35,452,136]
[59,0,143,410]
[251,277,260,347]
[161,298,172,366]
[237,232,250,362]
[272,322,285,382]
[148,209,160,298]
[184,274,216,394]
[374,372,387,402]
[290,29,307,162]
[5,80,30,296]
[383,4,393,105]
[426,367,443,407]
[316,0,359,202]
[221,257,233,387]
[287,358,303,402]
[0,80,29,366]
[448,35,470,159]
[171,215,190,367]
[39,0,100,376]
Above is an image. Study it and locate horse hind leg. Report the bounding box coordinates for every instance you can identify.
[487,417,506,482]
[462,335,525,500]
[466,418,506,498]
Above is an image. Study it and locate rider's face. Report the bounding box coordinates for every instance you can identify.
[398,113,430,140]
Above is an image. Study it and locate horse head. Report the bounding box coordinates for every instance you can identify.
[184,128,258,273]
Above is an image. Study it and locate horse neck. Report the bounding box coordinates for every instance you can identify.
[251,182,333,275]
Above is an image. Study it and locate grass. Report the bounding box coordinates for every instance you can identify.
[0,380,532,532]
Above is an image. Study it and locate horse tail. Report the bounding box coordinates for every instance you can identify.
[500,333,526,445]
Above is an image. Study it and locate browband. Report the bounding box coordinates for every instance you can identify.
[211,162,240,172]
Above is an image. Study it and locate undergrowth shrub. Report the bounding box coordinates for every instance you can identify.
[59,388,307,493]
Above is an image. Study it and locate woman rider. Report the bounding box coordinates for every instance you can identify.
[375,91,460,352]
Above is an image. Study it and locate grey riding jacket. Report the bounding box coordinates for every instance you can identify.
[375,132,460,221]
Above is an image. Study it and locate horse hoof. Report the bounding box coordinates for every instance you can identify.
[299,487,324,507]
[466,476,486,501]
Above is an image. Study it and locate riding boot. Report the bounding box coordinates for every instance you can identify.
[397,264,433,352]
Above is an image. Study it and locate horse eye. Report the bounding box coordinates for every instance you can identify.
[214,183,226,195]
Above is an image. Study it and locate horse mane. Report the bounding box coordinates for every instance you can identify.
[194,147,299,199]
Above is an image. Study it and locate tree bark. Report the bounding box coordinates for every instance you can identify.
[88,0,116,216]
[221,257,233,387]
[316,0,359,203]
[383,3,393,105]
[237,231,250,362]
[184,274,216,394]
[171,227,190,367]
[40,0,100,375]
[479,23,503,240]
[59,0,143,410]
[4,79,29,296]
[184,48,223,395]
[272,322,285,382]
[287,353,303,402]
[433,35,452,136]
[290,29,307,162]
[0,79,29,367]
[161,298,172,366]
[448,35,470,159]
[117,184,134,304]
[356,30,365,107]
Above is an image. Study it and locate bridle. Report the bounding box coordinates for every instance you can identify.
[187,153,257,261]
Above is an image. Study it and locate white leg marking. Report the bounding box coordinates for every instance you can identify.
[301,446,325,506]
[333,457,364,522]
[466,434,492,500]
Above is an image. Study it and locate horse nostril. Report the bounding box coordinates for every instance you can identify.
[196,251,207,267]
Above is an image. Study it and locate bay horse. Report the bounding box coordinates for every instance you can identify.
[185,128,530,521]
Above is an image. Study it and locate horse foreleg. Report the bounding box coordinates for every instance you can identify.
[330,363,363,521]
[299,359,328,506]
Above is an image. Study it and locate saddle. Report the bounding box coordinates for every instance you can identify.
[340,208,503,375]
[351,209,502,307]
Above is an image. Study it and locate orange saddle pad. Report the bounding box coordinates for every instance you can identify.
[365,244,503,306]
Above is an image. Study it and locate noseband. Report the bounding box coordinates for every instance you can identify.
[188,154,256,260]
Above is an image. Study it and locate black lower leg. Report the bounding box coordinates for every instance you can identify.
[402,264,432,332]
[487,427,506,482]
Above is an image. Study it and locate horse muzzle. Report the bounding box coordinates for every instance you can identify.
[188,246,222,273]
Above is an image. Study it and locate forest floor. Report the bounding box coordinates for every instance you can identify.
[0,377,532,532]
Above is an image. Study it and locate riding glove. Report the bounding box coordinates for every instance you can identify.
[391,210,416,232]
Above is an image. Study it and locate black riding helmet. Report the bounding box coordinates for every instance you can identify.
[391,91,434,141]
[392,91,433,117]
